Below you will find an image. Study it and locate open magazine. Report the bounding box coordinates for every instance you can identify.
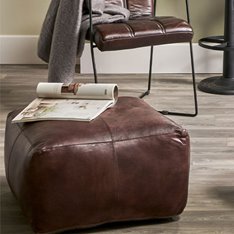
[12,82,118,123]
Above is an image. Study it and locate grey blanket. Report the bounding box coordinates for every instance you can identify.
[38,0,130,83]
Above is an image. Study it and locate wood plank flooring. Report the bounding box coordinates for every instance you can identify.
[0,65,234,234]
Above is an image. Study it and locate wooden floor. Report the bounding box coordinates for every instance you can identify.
[0,65,234,234]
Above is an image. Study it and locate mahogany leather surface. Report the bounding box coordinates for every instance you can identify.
[93,17,193,51]
[91,0,193,51]
[5,97,190,233]
[127,0,154,18]
[105,0,154,17]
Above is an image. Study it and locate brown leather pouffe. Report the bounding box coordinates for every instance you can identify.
[4,97,190,234]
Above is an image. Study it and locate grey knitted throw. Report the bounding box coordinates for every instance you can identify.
[38,0,130,83]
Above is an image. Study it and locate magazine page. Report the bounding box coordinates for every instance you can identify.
[12,82,119,123]
[37,83,118,100]
[12,98,114,123]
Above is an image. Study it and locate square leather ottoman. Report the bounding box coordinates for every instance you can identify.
[4,97,190,233]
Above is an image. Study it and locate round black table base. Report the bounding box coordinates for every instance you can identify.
[198,76,234,95]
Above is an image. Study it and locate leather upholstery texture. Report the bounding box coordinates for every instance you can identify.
[105,0,154,17]
[5,97,190,234]
[91,0,193,51]
[126,0,154,18]
[93,16,193,51]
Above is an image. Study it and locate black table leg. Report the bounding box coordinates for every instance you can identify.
[198,0,234,95]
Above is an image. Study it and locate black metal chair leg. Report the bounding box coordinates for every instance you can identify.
[88,0,98,84]
[157,0,198,117]
[90,41,98,83]
[139,42,198,117]
[158,41,198,117]
[139,46,154,98]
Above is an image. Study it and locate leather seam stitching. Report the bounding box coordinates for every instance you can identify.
[31,131,182,153]
[152,19,166,34]
[6,127,22,191]
[99,116,120,215]
[6,123,33,194]
[124,22,135,37]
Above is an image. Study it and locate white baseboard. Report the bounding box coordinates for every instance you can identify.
[0,35,44,64]
[81,43,223,74]
[0,35,223,74]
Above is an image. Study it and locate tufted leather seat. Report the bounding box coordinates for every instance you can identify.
[90,0,193,51]
[93,16,193,51]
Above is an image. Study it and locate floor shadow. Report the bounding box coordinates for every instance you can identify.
[63,217,178,233]
[0,176,33,234]
[209,186,234,208]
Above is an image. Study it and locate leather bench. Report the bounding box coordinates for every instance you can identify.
[4,97,190,233]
